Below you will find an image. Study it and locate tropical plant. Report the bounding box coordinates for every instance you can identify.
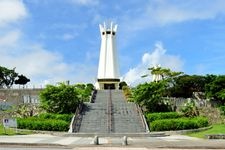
[122,86,133,101]
[180,99,199,117]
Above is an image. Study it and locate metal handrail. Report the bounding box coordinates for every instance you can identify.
[90,90,97,103]
[136,104,150,133]
[107,89,113,133]
[68,103,83,133]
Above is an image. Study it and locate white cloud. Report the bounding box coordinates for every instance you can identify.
[61,33,76,41]
[0,30,21,49]
[0,0,27,27]
[120,0,225,31]
[0,43,97,87]
[0,0,96,87]
[70,0,99,6]
[123,42,184,86]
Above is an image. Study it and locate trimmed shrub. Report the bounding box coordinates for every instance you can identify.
[38,113,73,122]
[16,113,73,131]
[146,112,182,122]
[17,118,69,131]
[150,117,208,131]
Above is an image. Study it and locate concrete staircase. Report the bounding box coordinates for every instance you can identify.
[76,90,147,133]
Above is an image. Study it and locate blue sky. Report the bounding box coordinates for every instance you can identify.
[1,0,225,87]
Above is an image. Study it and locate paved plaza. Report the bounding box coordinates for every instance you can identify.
[0,134,225,149]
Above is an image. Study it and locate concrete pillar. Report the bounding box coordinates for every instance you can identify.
[93,136,99,145]
[122,136,128,146]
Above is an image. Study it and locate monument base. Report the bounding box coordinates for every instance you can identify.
[95,78,120,90]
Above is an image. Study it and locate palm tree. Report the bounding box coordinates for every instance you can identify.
[142,65,183,82]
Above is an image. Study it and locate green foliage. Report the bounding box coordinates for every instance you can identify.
[40,83,79,114]
[136,67,184,112]
[0,66,18,88]
[40,83,93,114]
[0,124,32,135]
[146,112,182,122]
[168,75,207,98]
[15,74,30,85]
[133,81,170,112]
[206,75,225,103]
[119,81,127,90]
[219,106,225,116]
[74,83,94,102]
[17,113,72,131]
[187,124,225,138]
[13,104,41,118]
[38,113,73,122]
[150,117,208,131]
[181,99,199,117]
[142,66,183,81]
[0,66,30,88]
[17,117,69,131]
[122,86,133,101]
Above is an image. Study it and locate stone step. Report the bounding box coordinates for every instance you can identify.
[74,90,146,133]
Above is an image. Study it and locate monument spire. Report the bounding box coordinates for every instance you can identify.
[95,22,120,89]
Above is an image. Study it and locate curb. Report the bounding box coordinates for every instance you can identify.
[164,126,213,135]
[0,142,69,148]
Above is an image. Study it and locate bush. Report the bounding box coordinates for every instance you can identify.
[219,106,225,116]
[16,113,73,131]
[146,112,182,122]
[17,118,69,131]
[38,113,73,122]
[150,117,208,131]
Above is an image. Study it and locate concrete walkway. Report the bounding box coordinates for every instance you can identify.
[0,134,225,149]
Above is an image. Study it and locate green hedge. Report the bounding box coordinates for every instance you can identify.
[150,117,208,131]
[17,113,73,131]
[146,112,183,122]
[17,118,69,131]
[38,113,73,122]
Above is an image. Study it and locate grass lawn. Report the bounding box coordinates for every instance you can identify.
[187,124,225,138]
[0,124,33,135]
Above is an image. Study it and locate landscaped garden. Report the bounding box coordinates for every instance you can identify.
[1,65,225,137]
[0,83,94,133]
[187,124,225,138]
[122,67,225,135]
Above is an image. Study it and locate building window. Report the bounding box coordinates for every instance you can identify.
[23,95,39,104]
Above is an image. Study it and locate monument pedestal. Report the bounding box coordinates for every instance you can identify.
[96,79,120,90]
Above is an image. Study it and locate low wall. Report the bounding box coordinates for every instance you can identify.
[0,88,43,108]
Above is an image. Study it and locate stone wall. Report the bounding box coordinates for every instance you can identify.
[0,88,43,110]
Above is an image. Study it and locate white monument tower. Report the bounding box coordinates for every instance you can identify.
[95,22,120,89]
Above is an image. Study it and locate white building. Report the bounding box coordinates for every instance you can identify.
[95,22,120,89]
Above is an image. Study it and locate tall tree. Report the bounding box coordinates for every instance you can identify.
[0,66,18,89]
[40,83,94,114]
[40,83,80,114]
[142,66,183,83]
[205,75,225,103]
[133,81,170,112]
[15,74,30,85]
[168,75,207,98]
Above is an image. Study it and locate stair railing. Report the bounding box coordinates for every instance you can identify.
[90,89,97,103]
[136,104,150,133]
[68,103,83,133]
[107,89,113,133]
